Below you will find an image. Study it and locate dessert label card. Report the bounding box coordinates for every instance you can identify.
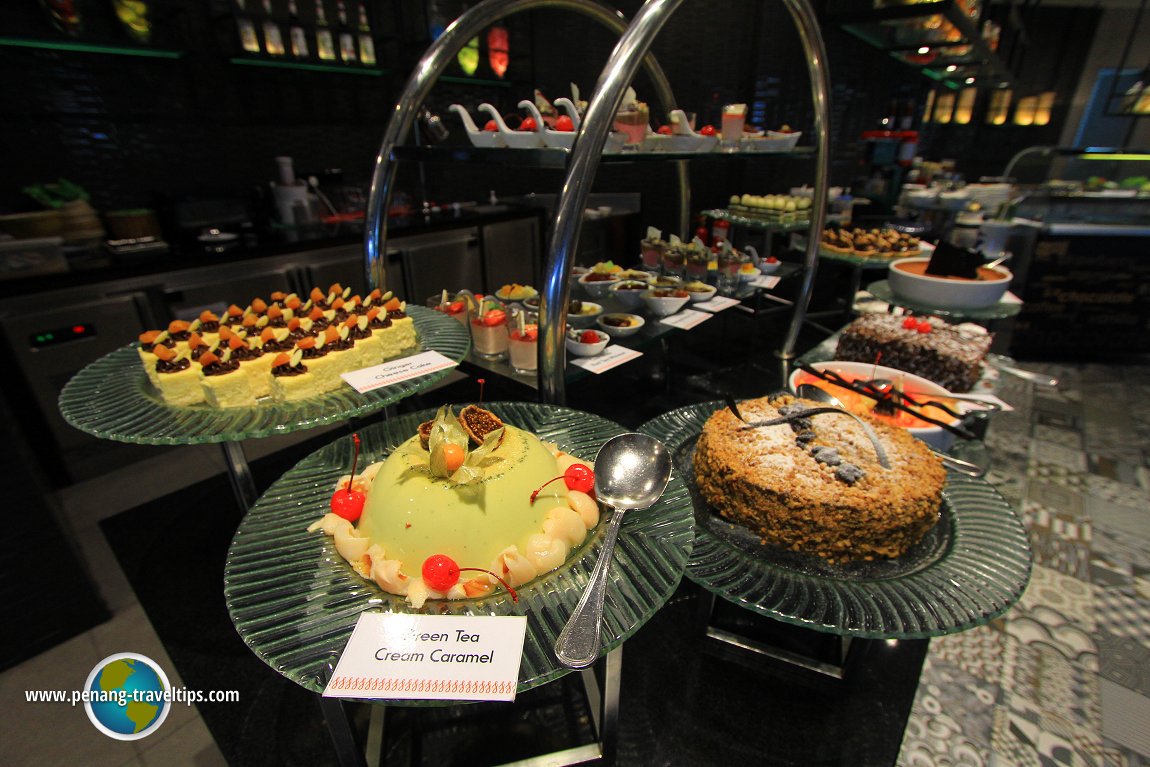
[659,308,712,330]
[693,296,741,313]
[324,613,528,702]
[749,274,782,290]
[342,351,458,393]
[570,344,642,374]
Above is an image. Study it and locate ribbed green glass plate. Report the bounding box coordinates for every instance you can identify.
[639,402,1031,639]
[57,306,470,445]
[224,402,694,699]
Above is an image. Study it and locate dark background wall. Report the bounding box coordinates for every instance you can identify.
[0,0,1100,241]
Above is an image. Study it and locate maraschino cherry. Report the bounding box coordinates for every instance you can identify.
[421,554,519,601]
[330,434,365,521]
[530,463,594,503]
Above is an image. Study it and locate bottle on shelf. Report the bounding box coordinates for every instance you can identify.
[234,0,263,54]
[356,3,376,67]
[315,0,337,61]
[261,0,286,56]
[336,1,358,64]
[287,0,310,58]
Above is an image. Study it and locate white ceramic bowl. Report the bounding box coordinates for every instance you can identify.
[682,282,717,302]
[641,289,690,317]
[757,258,781,275]
[737,267,761,282]
[578,272,622,299]
[566,301,603,327]
[787,360,963,450]
[493,285,538,303]
[617,269,655,283]
[565,329,609,356]
[888,257,1012,310]
[609,280,650,309]
[597,313,645,338]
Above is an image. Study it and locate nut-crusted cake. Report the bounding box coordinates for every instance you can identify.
[835,313,992,393]
[693,395,945,562]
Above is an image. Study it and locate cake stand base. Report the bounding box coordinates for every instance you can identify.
[697,591,855,679]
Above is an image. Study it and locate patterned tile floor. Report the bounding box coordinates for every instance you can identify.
[898,361,1150,767]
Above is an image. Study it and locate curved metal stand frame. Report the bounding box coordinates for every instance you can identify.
[363,0,831,405]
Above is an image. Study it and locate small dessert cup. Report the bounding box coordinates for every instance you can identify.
[426,292,470,328]
[613,103,650,146]
[685,249,710,280]
[640,237,664,270]
[662,244,687,279]
[470,299,510,360]
[721,103,747,150]
[507,320,538,375]
[716,248,742,295]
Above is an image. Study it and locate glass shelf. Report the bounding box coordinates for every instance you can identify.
[702,209,813,232]
[0,36,183,58]
[390,145,815,169]
[438,75,512,88]
[639,401,1031,639]
[57,306,470,446]
[228,57,386,76]
[826,0,1010,87]
[224,401,695,698]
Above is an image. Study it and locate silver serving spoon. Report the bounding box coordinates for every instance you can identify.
[796,384,987,478]
[555,433,672,669]
[985,354,1059,388]
[868,378,1003,413]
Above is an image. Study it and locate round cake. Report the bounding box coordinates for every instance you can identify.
[693,394,945,562]
[309,406,598,607]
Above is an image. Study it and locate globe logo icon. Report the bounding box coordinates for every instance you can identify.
[83,653,171,740]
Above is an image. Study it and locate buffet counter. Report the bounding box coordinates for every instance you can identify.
[0,205,545,300]
[1009,222,1150,357]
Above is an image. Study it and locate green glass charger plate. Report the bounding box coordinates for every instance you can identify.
[639,401,1031,639]
[224,401,694,700]
[57,306,470,445]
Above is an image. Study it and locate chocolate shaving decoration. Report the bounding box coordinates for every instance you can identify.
[459,405,505,447]
[926,239,981,279]
[723,394,746,423]
[417,420,434,451]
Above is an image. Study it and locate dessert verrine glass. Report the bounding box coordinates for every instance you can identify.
[507,318,538,375]
[470,299,510,360]
[640,237,664,270]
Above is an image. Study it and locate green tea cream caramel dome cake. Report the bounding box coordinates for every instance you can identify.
[309,406,599,607]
